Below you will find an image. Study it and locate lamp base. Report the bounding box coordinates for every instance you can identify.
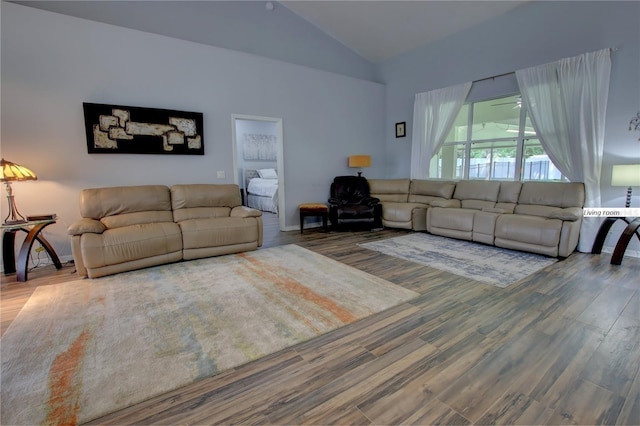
[4,182,27,225]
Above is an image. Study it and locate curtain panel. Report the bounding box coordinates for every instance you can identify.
[516,48,611,252]
[410,82,472,179]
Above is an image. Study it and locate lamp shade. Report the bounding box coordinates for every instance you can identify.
[611,164,640,187]
[348,155,371,168]
[1,159,37,182]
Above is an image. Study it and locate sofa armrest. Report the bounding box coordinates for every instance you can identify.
[549,207,582,221]
[67,218,106,236]
[230,206,262,218]
[430,199,461,208]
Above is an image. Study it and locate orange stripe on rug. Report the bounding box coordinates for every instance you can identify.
[238,253,357,324]
[45,329,90,426]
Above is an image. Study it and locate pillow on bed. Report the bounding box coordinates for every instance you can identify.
[257,168,278,179]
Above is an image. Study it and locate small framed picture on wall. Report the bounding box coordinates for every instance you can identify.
[395,122,406,138]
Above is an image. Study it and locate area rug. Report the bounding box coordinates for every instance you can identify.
[359,233,557,288]
[1,244,418,426]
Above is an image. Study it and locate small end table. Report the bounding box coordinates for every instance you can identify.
[299,203,329,234]
[591,217,640,265]
[2,218,62,281]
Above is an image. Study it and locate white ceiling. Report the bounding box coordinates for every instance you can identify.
[281,1,531,63]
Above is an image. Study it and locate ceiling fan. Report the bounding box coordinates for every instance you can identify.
[491,97,522,109]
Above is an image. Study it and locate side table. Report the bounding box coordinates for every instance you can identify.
[299,203,329,234]
[591,216,640,265]
[2,219,62,281]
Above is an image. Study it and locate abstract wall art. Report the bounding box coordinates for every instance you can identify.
[83,103,204,155]
[242,133,277,161]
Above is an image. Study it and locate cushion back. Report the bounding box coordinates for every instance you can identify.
[409,180,456,204]
[517,182,585,208]
[171,184,242,222]
[80,185,173,227]
[368,179,410,202]
[330,176,371,203]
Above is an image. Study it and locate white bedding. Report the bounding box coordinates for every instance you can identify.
[247,178,278,198]
[246,177,278,213]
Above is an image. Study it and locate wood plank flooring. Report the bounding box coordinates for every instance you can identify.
[2,212,639,425]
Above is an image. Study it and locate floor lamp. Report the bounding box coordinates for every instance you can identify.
[1,158,38,224]
[611,164,640,208]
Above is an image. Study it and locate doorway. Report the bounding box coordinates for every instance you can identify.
[231,114,285,232]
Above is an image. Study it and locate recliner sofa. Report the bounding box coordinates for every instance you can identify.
[68,183,262,278]
[369,179,584,257]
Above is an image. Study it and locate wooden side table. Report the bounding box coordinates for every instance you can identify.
[299,203,328,234]
[591,217,640,265]
[2,219,62,281]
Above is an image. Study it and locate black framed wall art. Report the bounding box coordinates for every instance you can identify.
[83,103,204,155]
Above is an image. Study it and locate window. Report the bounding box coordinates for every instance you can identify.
[430,94,564,181]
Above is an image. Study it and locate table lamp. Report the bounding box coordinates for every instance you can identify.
[611,164,640,208]
[348,155,371,177]
[1,159,38,224]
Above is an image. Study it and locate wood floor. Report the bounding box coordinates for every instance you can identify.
[2,212,639,425]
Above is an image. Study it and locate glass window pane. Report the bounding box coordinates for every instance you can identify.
[430,143,466,179]
[444,104,469,143]
[471,95,521,140]
[522,139,563,181]
[469,140,517,180]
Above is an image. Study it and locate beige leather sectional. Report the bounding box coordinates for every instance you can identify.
[369,179,585,257]
[68,184,263,278]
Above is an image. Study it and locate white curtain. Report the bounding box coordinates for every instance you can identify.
[516,48,611,252]
[410,82,472,179]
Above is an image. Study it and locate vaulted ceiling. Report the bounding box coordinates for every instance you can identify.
[281,1,530,63]
[14,1,531,64]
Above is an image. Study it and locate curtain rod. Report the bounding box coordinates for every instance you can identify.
[472,71,514,84]
[472,47,619,85]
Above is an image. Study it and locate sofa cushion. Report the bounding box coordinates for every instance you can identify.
[171,184,242,210]
[498,182,523,203]
[381,202,426,223]
[429,207,476,232]
[80,185,172,220]
[101,211,174,229]
[81,222,183,269]
[518,182,585,208]
[179,217,259,249]
[495,215,562,247]
[453,180,501,202]
[409,180,456,203]
[171,184,243,222]
[368,179,410,203]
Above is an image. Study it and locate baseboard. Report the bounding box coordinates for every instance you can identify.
[0,254,74,274]
[601,245,640,258]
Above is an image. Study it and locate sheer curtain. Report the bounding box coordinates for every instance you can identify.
[516,48,611,252]
[410,82,472,179]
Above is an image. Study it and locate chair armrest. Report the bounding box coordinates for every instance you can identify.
[67,218,106,236]
[328,198,343,206]
[363,197,381,206]
[231,206,262,218]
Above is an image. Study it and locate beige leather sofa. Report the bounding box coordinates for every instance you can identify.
[368,179,456,231]
[369,179,584,257]
[68,184,262,278]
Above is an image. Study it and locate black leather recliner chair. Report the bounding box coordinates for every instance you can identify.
[328,176,383,231]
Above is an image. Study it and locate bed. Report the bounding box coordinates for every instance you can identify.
[244,168,279,213]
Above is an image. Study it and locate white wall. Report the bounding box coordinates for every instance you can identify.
[1,2,386,260]
[377,0,640,254]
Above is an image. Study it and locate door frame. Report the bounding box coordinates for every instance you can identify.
[231,114,285,231]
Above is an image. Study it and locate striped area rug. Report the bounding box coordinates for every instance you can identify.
[359,233,558,288]
[1,245,418,426]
